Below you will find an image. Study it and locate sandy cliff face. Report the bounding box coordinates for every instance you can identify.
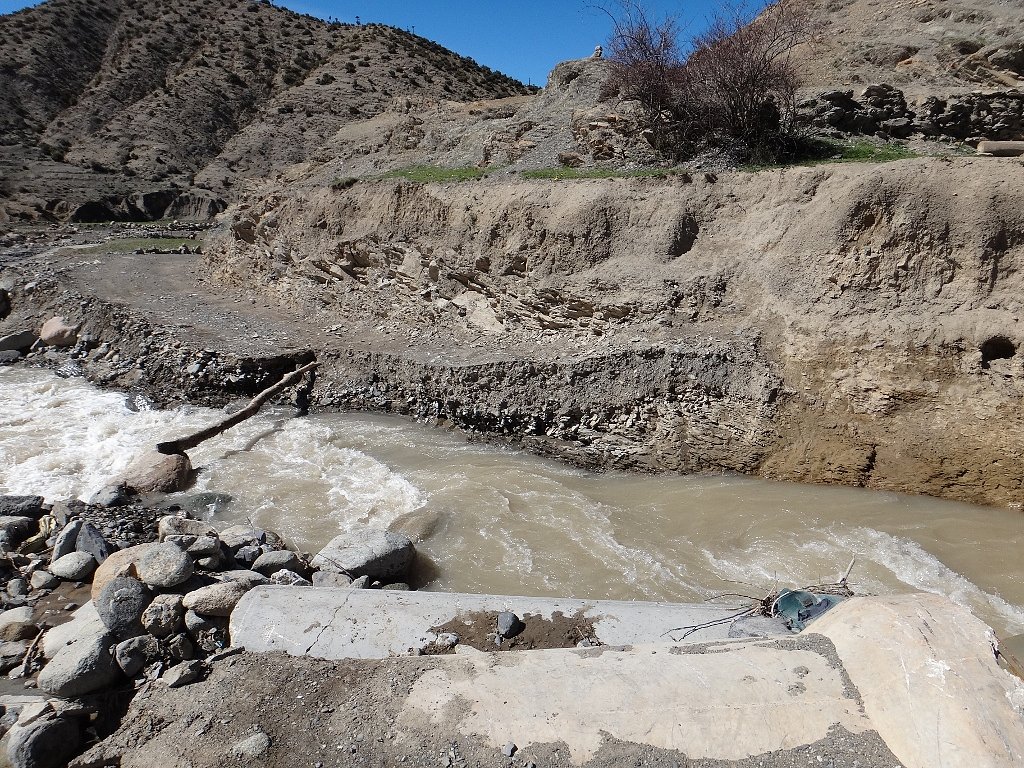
[204,156,1024,505]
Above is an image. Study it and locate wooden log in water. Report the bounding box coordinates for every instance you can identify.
[156,361,319,455]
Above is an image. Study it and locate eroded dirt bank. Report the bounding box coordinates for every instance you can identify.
[3,156,1024,506]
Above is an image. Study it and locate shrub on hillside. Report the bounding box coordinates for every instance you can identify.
[603,0,817,162]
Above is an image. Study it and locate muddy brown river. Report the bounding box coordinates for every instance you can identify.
[2,367,1022,637]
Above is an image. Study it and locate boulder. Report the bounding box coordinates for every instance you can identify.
[0,640,28,673]
[96,577,151,636]
[0,331,37,353]
[218,570,270,588]
[252,550,302,577]
[6,714,81,768]
[141,593,184,638]
[90,543,157,601]
[311,528,415,582]
[232,545,260,567]
[48,552,97,581]
[36,630,119,697]
[7,578,28,598]
[497,611,524,639]
[165,633,195,661]
[269,569,311,587]
[312,571,352,588]
[121,451,191,494]
[89,483,133,508]
[158,516,216,542]
[162,660,205,688]
[0,496,45,519]
[0,607,36,642]
[75,522,116,563]
[218,524,272,552]
[0,516,36,546]
[114,635,160,676]
[181,581,249,617]
[136,543,194,588]
[29,570,60,591]
[49,520,83,563]
[42,603,103,660]
[38,316,79,348]
[186,535,221,559]
[230,729,272,759]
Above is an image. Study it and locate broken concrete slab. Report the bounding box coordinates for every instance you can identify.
[811,593,1024,768]
[395,636,870,763]
[392,594,1024,766]
[230,587,782,659]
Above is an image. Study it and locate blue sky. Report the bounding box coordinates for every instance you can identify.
[0,1,763,86]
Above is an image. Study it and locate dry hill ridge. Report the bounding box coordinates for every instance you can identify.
[0,0,528,221]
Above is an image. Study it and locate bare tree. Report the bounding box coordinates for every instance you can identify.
[599,1,686,147]
[602,0,817,160]
[679,1,815,155]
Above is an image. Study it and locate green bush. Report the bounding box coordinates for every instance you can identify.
[330,176,358,190]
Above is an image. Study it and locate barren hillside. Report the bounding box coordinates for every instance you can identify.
[0,0,527,219]
[798,0,1024,94]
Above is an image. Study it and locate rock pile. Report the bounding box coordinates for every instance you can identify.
[800,84,1024,142]
[0,493,417,768]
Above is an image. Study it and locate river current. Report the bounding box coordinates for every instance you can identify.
[1,366,1022,637]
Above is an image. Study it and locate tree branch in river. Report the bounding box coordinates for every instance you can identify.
[156,361,319,455]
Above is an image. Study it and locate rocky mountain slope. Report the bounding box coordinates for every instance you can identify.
[0,0,527,220]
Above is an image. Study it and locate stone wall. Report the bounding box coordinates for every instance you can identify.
[800,84,1024,142]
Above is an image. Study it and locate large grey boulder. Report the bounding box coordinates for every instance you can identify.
[114,635,160,676]
[36,630,120,697]
[48,552,96,581]
[96,577,151,636]
[0,331,37,353]
[0,607,36,642]
[252,550,302,577]
[6,714,81,768]
[181,581,249,617]
[218,524,283,552]
[49,520,83,563]
[141,594,184,638]
[136,543,194,588]
[75,522,115,564]
[0,517,36,546]
[0,496,45,519]
[311,528,415,582]
[121,451,191,494]
[158,516,216,541]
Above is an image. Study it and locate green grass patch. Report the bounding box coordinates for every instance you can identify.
[830,140,918,163]
[521,166,687,180]
[742,139,919,171]
[77,237,201,254]
[375,166,493,183]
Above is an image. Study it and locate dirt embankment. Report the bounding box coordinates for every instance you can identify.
[200,156,1024,507]
[2,157,1024,506]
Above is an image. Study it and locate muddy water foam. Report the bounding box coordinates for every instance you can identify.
[1,367,1022,637]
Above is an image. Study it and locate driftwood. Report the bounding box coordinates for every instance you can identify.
[157,361,318,455]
